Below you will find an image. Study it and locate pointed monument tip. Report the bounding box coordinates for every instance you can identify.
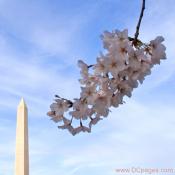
[18,97,27,107]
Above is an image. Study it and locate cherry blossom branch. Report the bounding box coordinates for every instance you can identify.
[56,0,146,105]
[133,0,146,45]
[48,0,167,136]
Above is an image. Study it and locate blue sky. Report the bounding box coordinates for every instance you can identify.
[0,0,175,174]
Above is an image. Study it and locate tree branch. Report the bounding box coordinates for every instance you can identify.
[134,0,146,45]
[55,95,73,108]
[87,64,94,68]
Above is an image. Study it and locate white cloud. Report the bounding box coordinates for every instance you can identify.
[55,99,175,174]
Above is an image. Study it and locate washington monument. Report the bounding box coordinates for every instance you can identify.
[15,98,29,175]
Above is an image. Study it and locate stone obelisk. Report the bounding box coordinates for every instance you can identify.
[15,98,29,175]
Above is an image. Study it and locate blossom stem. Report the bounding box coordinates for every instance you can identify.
[80,119,83,126]
[70,116,73,124]
[134,0,146,45]
[88,64,94,68]
[55,95,73,108]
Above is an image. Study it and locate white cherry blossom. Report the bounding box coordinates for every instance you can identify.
[150,36,166,64]
[78,60,89,78]
[80,85,97,104]
[93,92,111,117]
[48,28,166,136]
[70,99,89,120]
[111,93,123,107]
[128,49,144,70]
[50,99,69,116]
[106,56,126,78]
[93,56,108,75]
[115,29,128,41]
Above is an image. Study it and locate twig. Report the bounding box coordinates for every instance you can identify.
[133,0,146,45]
[55,95,73,107]
[88,64,94,68]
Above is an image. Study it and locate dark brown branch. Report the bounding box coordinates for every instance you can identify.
[55,95,73,107]
[133,0,146,45]
[88,64,94,68]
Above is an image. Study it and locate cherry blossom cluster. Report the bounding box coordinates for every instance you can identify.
[47,29,166,136]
